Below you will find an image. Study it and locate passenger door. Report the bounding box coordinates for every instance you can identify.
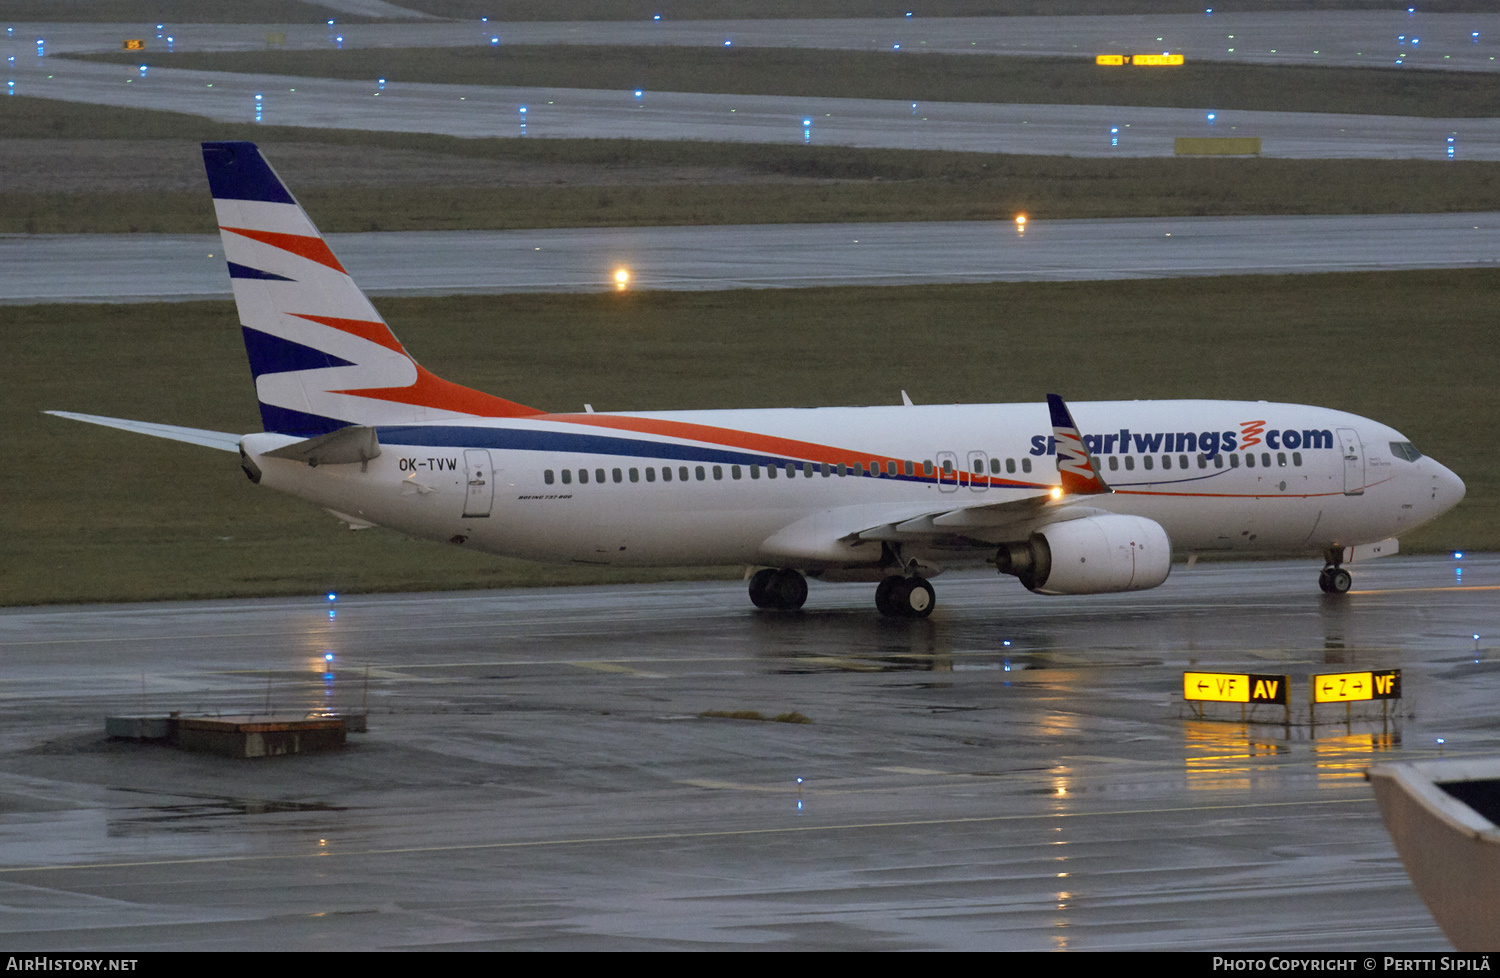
[1338,428,1365,496]
[463,449,495,517]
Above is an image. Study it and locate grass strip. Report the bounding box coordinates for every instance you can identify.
[80,45,1500,119]
[4,271,1492,606]
[6,95,1500,233]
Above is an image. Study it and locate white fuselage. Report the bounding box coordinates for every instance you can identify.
[240,399,1465,575]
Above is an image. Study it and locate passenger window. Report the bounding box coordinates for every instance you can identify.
[612,468,623,483]
[751,464,761,479]
[942,460,953,474]
[804,462,814,478]
[767,464,777,479]
[1245,454,1255,468]
[786,463,797,478]
[904,461,914,476]
[822,463,832,477]
[696,466,706,481]
[1197,454,1207,469]
[1179,454,1189,469]
[1108,456,1119,471]
[989,457,1000,474]
[1230,454,1240,468]
[1021,458,1032,473]
[924,461,934,476]
[1144,456,1154,470]
[544,470,554,485]
[888,461,898,476]
[646,467,656,482]
[836,463,846,477]
[679,466,689,481]
[1293,452,1303,467]
[629,468,639,483]
[713,465,723,480]
[732,465,742,479]
[1277,453,1287,467]
[1125,456,1135,471]
[1261,453,1271,468]
[973,458,983,474]
[1162,455,1171,470]
[561,469,572,485]
[1007,458,1016,474]
[662,466,672,482]
[579,469,589,484]
[596,468,606,484]
[1214,455,1224,469]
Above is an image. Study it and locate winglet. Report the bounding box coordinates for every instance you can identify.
[1046,394,1111,495]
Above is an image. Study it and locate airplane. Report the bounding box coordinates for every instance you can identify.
[47,142,1467,618]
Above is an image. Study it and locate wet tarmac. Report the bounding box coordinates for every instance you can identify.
[0,553,1495,950]
[9,12,1500,72]
[5,18,1496,160]
[8,211,1500,304]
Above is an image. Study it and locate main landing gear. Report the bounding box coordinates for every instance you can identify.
[749,568,808,611]
[1318,548,1352,594]
[876,575,936,619]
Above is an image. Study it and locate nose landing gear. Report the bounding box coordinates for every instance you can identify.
[1319,548,1352,594]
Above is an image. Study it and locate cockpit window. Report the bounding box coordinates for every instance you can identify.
[1389,441,1423,462]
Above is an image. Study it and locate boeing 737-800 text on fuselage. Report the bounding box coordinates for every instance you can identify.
[48,143,1466,617]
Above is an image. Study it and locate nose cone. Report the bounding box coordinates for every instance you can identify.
[1430,460,1466,517]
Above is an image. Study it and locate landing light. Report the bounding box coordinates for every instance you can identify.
[1050,487,1063,500]
[614,267,631,290]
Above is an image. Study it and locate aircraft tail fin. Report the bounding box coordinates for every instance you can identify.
[202,141,541,435]
[1047,394,1112,495]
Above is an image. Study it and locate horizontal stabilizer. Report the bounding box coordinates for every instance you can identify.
[44,411,240,452]
[264,425,380,466]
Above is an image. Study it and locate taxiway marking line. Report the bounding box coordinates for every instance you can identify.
[0,796,1370,875]
[1349,585,1500,596]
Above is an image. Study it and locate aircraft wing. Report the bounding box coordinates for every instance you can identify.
[853,492,1108,544]
[44,411,241,453]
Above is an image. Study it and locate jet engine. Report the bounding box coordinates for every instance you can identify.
[995,514,1171,595]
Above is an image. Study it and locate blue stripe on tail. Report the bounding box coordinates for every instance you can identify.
[241,327,356,379]
[202,141,296,205]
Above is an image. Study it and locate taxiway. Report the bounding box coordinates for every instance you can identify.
[0,554,1494,949]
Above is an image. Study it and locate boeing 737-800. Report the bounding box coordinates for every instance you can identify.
[48,143,1466,618]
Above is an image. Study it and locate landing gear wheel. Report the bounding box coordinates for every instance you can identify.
[876,576,935,619]
[749,568,777,609]
[1318,567,1352,594]
[750,568,807,611]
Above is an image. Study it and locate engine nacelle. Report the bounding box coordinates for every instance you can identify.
[995,514,1171,595]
